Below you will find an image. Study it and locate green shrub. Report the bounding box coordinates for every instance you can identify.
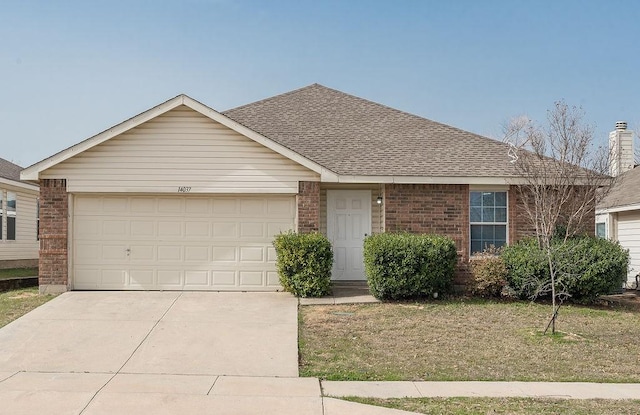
[502,236,629,302]
[560,237,629,302]
[470,246,508,297]
[273,231,333,297]
[501,238,549,299]
[363,233,457,300]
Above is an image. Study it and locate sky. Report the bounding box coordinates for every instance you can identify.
[2,0,639,168]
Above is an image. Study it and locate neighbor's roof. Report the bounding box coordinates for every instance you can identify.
[0,158,22,181]
[223,84,518,177]
[598,166,640,210]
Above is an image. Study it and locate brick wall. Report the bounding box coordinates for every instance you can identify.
[384,184,470,285]
[297,181,320,233]
[509,185,596,241]
[39,179,68,291]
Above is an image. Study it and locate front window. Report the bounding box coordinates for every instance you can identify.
[470,191,507,254]
[596,222,606,238]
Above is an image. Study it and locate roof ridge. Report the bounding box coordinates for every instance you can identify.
[223,83,325,114]
[308,84,512,150]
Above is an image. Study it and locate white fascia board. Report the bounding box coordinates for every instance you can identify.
[0,177,39,192]
[596,203,640,214]
[332,175,524,185]
[183,96,326,176]
[21,95,187,181]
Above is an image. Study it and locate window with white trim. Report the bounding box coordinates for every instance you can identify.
[470,191,507,254]
[6,191,16,241]
[595,222,606,238]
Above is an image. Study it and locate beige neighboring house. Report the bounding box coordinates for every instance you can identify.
[22,84,580,293]
[0,157,39,269]
[596,122,639,288]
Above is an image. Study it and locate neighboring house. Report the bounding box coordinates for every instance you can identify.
[596,122,639,288]
[22,84,573,293]
[0,157,39,269]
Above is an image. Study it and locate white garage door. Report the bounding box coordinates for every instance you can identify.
[617,211,640,287]
[72,195,295,291]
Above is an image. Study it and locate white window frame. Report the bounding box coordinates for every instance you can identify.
[6,190,16,241]
[469,189,509,255]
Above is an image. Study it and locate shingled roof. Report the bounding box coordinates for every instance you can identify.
[598,166,640,209]
[223,84,518,177]
[0,157,22,182]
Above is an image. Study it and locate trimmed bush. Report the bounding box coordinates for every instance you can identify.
[470,246,508,297]
[273,231,333,297]
[502,236,629,302]
[363,233,457,300]
[560,237,629,302]
[501,238,549,299]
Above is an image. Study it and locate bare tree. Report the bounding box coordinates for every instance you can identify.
[504,101,613,334]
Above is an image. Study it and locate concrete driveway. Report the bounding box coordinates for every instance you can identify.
[0,291,316,414]
[0,291,418,415]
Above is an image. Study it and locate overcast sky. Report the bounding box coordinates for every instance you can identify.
[2,0,639,167]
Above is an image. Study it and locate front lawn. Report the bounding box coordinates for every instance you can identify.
[344,397,640,415]
[0,267,38,280]
[299,301,640,382]
[0,287,56,328]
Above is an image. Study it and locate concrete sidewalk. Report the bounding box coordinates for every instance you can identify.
[322,380,640,400]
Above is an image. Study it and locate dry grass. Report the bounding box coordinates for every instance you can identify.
[299,301,640,382]
[0,287,56,328]
[344,396,640,415]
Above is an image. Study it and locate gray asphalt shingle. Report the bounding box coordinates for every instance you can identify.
[599,166,640,209]
[0,157,22,182]
[223,84,518,177]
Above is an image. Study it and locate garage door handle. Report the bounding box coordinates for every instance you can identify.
[125,248,131,256]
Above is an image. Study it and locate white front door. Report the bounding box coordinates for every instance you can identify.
[327,190,371,281]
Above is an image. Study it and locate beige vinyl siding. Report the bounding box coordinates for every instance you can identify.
[617,211,640,286]
[320,183,384,236]
[41,105,319,193]
[0,185,39,261]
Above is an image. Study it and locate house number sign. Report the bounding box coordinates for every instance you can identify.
[177,186,192,193]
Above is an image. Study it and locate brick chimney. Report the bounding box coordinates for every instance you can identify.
[609,121,634,177]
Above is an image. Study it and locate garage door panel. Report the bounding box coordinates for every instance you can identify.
[158,221,183,237]
[212,271,236,285]
[212,246,237,261]
[185,271,209,286]
[239,247,265,262]
[213,199,237,214]
[185,246,209,261]
[266,271,280,286]
[129,270,155,286]
[72,195,294,291]
[131,221,155,237]
[185,221,210,237]
[185,198,210,214]
[103,197,128,212]
[213,222,237,238]
[240,223,265,238]
[158,198,183,213]
[239,271,264,286]
[130,245,155,261]
[103,245,129,260]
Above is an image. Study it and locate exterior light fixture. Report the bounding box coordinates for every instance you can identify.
[376,196,383,205]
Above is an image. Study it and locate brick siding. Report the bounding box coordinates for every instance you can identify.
[297,181,320,233]
[384,184,470,285]
[39,179,68,289]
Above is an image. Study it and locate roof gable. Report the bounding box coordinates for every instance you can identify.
[21,95,329,181]
[223,84,519,178]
